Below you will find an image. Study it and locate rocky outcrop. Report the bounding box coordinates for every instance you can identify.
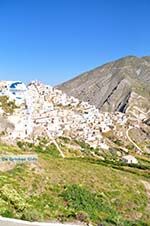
[57,56,150,112]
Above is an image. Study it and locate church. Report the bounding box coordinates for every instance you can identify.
[0,81,27,105]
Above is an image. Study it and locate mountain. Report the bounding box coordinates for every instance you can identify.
[57,56,150,112]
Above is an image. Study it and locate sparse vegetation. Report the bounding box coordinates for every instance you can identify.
[0,96,17,114]
[17,140,61,158]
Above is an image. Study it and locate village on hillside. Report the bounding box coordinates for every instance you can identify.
[0,80,149,163]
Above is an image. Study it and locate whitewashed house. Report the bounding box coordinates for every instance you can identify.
[122,155,138,164]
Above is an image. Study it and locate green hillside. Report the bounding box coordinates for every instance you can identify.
[0,141,150,226]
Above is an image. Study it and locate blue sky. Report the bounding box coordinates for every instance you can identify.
[0,0,150,85]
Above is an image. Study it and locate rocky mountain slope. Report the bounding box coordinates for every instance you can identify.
[57,56,150,112]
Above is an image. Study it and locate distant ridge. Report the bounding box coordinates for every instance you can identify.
[57,56,150,112]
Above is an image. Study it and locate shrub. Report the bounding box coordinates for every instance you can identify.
[17,141,24,149]
[0,96,17,114]
[1,210,14,218]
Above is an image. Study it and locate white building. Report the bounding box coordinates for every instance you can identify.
[0,81,28,105]
[122,155,138,164]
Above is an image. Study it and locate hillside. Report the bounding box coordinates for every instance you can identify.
[0,80,150,225]
[57,56,150,112]
[0,141,150,226]
[0,80,149,155]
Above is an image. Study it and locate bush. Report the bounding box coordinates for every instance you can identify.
[0,96,17,114]
[17,141,24,149]
[1,210,14,218]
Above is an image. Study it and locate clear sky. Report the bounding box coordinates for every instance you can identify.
[0,0,150,85]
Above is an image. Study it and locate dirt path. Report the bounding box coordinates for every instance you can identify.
[126,127,143,153]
